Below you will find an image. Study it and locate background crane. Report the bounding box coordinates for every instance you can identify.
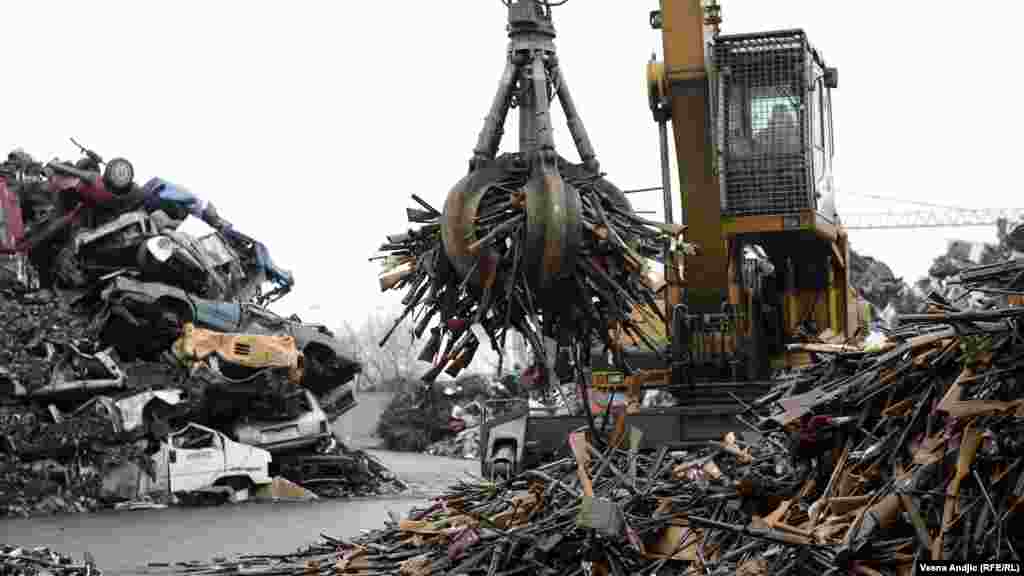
[836,192,1024,230]
[623,187,1024,231]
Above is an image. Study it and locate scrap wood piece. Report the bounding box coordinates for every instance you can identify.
[809,447,849,526]
[749,516,814,542]
[569,431,593,496]
[736,557,768,576]
[490,491,540,528]
[643,521,705,561]
[881,397,914,418]
[937,375,1024,417]
[764,479,815,528]
[813,520,851,543]
[933,425,983,561]
[715,432,752,464]
[786,342,862,354]
[334,546,370,574]
[912,433,947,466]
[446,527,480,561]
[851,565,884,576]
[825,495,873,516]
[398,554,432,576]
[912,347,940,367]
[399,514,476,535]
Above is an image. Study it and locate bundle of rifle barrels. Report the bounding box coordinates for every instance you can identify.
[372,155,691,382]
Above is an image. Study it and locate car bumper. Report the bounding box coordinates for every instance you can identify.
[249,432,331,453]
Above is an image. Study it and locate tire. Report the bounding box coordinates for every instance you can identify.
[216,476,253,493]
[490,443,516,482]
[491,461,510,482]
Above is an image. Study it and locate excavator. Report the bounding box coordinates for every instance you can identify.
[477,0,869,479]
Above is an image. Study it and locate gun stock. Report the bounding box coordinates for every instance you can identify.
[378,261,415,292]
[406,208,435,223]
[418,328,442,363]
[421,360,447,382]
[444,336,480,378]
[413,306,439,339]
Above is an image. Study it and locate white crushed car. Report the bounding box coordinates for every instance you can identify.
[157,422,272,493]
[232,389,331,454]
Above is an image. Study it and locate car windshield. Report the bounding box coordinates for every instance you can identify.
[173,426,216,450]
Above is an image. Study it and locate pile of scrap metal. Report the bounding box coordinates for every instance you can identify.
[1,545,100,576]
[0,143,385,517]
[376,375,516,455]
[375,382,474,454]
[31,254,1024,574]
[141,260,1024,575]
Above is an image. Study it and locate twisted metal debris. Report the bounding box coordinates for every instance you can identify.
[1,545,101,576]
[144,257,1024,575]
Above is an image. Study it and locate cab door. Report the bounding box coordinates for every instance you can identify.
[167,424,225,493]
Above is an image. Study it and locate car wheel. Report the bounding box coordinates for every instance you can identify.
[218,476,253,493]
[491,461,511,482]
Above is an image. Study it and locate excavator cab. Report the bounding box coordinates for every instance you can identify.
[716,30,838,222]
[713,30,850,376]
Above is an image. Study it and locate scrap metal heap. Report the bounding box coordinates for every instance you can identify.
[0,143,394,517]
[375,0,692,390]
[142,256,1024,575]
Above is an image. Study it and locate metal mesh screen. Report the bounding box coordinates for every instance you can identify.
[716,31,812,217]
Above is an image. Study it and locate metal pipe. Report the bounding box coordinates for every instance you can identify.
[472,58,522,169]
[658,120,676,226]
[530,56,555,152]
[658,118,684,307]
[552,63,599,173]
[518,63,536,154]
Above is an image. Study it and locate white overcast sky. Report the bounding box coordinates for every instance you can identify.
[3,1,1022,329]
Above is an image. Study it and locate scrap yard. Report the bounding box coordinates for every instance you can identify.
[0,144,401,515]
[3,0,1024,575]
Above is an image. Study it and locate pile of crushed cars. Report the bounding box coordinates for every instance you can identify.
[0,143,398,518]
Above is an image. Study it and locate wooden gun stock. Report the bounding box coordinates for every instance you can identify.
[378,261,415,292]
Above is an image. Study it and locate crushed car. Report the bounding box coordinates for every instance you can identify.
[161,423,272,494]
[62,388,188,439]
[102,422,272,505]
[233,388,331,454]
[101,277,361,397]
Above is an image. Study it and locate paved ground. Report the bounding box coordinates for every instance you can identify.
[368,448,479,497]
[2,449,480,575]
[4,496,425,575]
[334,390,481,492]
[1,390,485,575]
[333,390,393,449]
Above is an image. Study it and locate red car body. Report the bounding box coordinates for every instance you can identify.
[0,177,27,284]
